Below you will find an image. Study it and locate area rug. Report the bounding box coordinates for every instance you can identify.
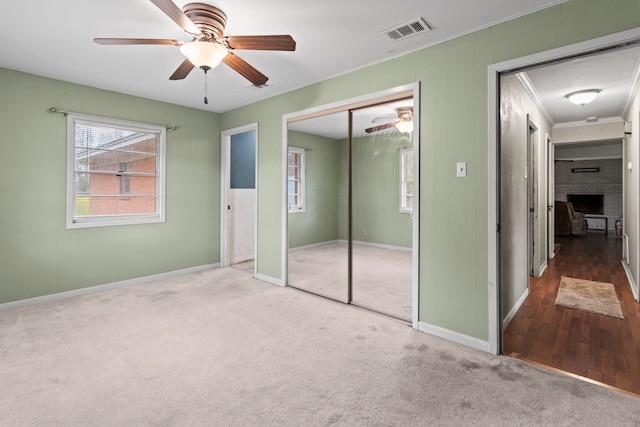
[555,276,624,319]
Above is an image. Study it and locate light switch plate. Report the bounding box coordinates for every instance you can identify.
[456,162,467,177]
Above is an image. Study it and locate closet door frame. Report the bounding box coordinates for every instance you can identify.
[282,82,420,329]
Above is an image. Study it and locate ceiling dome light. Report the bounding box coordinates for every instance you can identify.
[395,120,413,133]
[566,89,600,106]
[180,41,228,70]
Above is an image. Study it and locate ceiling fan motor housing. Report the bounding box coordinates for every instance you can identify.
[183,3,227,40]
[396,106,413,121]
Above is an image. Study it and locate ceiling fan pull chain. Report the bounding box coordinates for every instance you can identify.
[203,68,209,104]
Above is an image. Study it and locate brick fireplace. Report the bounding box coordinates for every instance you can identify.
[555,159,622,232]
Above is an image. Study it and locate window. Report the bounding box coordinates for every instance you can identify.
[400,148,414,213]
[288,147,305,212]
[67,114,166,228]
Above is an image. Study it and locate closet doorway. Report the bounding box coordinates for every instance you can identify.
[283,84,419,324]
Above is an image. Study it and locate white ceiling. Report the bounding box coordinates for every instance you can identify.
[0,0,570,114]
[521,44,640,125]
[4,0,638,145]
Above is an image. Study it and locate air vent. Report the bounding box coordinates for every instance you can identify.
[383,18,430,41]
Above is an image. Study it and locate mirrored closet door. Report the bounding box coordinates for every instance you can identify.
[287,112,349,302]
[350,101,413,321]
[287,97,414,322]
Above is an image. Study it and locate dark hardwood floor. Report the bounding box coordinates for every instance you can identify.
[503,232,640,396]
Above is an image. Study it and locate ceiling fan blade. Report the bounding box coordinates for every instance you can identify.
[169,58,195,80]
[149,0,200,35]
[365,123,397,134]
[223,35,296,51]
[222,52,268,86]
[94,38,183,46]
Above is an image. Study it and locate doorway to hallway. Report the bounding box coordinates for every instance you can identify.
[491,29,640,392]
[503,233,640,396]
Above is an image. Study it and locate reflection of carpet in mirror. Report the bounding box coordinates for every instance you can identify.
[555,276,624,319]
[288,241,412,320]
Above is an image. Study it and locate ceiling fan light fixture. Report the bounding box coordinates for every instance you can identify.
[180,41,228,69]
[566,89,600,106]
[395,120,413,133]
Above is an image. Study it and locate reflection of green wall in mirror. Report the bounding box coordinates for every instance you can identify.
[349,132,413,248]
[288,131,340,249]
[288,129,412,250]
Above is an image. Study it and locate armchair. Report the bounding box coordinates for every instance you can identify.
[555,200,588,236]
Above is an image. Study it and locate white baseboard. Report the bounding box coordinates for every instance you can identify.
[502,288,529,330]
[0,263,220,312]
[621,260,639,301]
[338,239,412,252]
[289,240,339,252]
[291,239,411,253]
[255,273,285,287]
[418,321,490,353]
[538,262,547,277]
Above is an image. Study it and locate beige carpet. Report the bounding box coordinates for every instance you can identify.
[2,268,639,426]
[555,276,624,319]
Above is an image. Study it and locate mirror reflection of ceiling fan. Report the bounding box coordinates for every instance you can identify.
[365,106,413,134]
[94,0,296,102]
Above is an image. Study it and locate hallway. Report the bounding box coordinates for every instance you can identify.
[504,233,640,396]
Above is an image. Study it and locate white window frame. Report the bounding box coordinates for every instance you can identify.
[66,113,166,229]
[400,148,414,213]
[287,147,305,213]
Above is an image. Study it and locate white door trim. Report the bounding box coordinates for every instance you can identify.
[547,134,555,260]
[527,117,538,278]
[488,27,640,355]
[220,123,259,274]
[281,82,421,329]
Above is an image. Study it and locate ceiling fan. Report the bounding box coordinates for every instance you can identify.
[365,106,414,134]
[94,0,296,101]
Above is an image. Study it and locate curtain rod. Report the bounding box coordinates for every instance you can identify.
[47,107,178,131]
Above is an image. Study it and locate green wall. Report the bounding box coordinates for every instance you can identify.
[348,132,413,248]
[221,0,640,342]
[0,69,220,304]
[287,131,340,248]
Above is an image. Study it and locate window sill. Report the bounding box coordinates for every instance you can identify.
[67,214,165,229]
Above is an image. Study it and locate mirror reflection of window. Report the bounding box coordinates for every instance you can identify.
[400,148,414,213]
[288,147,305,212]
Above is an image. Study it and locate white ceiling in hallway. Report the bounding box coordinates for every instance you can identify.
[521,44,640,126]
